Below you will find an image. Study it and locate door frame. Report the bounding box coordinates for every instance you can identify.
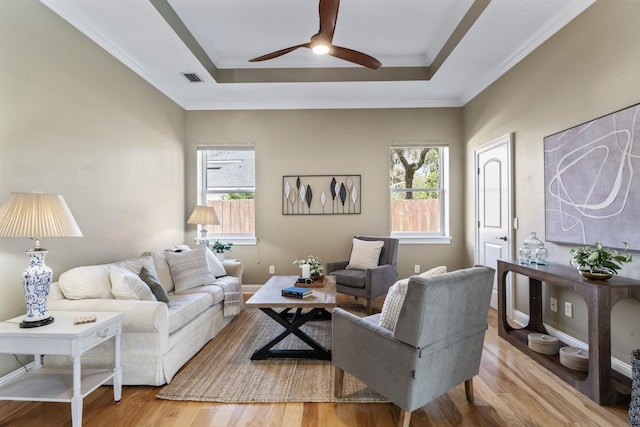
[474,133,514,313]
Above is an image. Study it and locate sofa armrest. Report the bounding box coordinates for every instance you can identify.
[222,260,243,281]
[326,261,349,273]
[48,298,169,334]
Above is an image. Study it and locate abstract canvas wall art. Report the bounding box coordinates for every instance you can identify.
[544,103,640,249]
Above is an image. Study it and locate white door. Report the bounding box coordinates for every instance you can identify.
[475,134,513,310]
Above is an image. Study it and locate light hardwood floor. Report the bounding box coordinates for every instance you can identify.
[0,298,631,427]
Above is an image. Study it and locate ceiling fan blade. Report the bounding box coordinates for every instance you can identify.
[329,45,382,70]
[249,43,311,62]
[318,0,340,41]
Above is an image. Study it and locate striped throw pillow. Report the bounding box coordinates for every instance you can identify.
[346,238,384,270]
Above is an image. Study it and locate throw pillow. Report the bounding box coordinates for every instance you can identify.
[346,238,384,270]
[378,278,409,331]
[59,264,113,300]
[164,246,215,293]
[419,265,447,278]
[139,266,170,304]
[204,247,227,278]
[110,267,157,301]
[378,265,447,331]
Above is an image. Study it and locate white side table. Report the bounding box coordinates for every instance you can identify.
[0,311,123,427]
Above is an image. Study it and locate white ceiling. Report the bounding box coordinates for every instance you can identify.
[39,0,595,110]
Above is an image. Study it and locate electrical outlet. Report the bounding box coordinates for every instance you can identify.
[550,297,557,313]
[269,265,275,274]
[414,265,420,273]
[564,302,573,318]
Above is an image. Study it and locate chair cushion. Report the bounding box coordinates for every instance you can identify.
[332,269,366,288]
[110,267,157,301]
[346,238,384,270]
[379,266,447,331]
[165,246,216,293]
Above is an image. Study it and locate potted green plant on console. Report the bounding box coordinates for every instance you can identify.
[569,241,632,280]
[211,240,233,261]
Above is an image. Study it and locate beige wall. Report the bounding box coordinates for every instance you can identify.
[185,108,468,285]
[0,0,185,375]
[463,0,640,362]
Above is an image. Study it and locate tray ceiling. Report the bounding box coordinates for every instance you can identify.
[40,0,595,110]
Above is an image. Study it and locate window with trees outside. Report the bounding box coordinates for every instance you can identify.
[197,145,255,244]
[390,142,450,243]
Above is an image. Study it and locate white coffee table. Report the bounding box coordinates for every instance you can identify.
[0,311,123,427]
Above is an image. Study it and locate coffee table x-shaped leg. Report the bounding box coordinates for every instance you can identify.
[251,307,332,360]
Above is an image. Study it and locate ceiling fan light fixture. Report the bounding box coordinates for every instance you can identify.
[311,43,330,55]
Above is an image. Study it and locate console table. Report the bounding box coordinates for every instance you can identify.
[497,259,640,405]
[0,311,123,427]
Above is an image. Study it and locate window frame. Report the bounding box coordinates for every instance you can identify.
[196,144,256,245]
[389,141,451,245]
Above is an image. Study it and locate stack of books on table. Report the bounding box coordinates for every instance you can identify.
[282,286,313,299]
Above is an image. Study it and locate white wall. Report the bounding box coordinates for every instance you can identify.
[0,0,186,375]
[463,0,640,361]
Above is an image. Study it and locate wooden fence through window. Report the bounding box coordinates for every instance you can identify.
[204,199,439,234]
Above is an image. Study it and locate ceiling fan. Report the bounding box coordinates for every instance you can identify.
[249,0,382,70]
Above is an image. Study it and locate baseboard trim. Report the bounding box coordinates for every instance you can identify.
[241,284,261,294]
[512,310,631,378]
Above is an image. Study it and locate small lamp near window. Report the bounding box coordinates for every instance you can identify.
[187,205,219,246]
[0,192,83,328]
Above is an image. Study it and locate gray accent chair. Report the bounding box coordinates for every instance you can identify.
[325,236,399,314]
[332,266,495,427]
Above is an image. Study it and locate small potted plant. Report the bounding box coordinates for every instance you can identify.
[211,240,233,261]
[569,241,632,280]
[293,255,324,281]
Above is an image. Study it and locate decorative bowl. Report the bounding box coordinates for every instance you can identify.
[579,271,613,280]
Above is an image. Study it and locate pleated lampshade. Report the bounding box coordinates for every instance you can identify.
[187,205,219,226]
[0,192,83,239]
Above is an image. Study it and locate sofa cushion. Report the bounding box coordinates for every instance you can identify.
[165,246,216,293]
[177,284,225,306]
[204,247,227,278]
[346,238,384,270]
[110,267,157,301]
[379,266,447,331]
[139,267,170,304]
[58,256,157,300]
[167,292,213,334]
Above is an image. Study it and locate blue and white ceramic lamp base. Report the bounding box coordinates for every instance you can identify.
[20,250,54,328]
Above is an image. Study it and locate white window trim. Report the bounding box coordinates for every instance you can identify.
[196,144,257,246]
[389,141,450,244]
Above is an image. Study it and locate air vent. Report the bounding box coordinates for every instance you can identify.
[182,73,203,83]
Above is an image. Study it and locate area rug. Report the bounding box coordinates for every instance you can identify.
[156,305,388,403]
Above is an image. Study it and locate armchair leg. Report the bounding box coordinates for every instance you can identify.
[465,378,474,403]
[334,366,344,398]
[367,299,373,315]
[398,409,411,427]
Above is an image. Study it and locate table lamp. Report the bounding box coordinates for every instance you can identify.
[187,205,219,246]
[0,192,82,328]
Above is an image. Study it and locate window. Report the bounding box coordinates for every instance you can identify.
[390,142,450,243]
[197,145,255,244]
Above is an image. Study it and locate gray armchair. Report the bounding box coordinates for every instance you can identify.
[332,266,495,427]
[325,236,399,314]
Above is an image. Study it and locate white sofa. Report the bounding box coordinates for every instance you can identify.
[47,245,243,386]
